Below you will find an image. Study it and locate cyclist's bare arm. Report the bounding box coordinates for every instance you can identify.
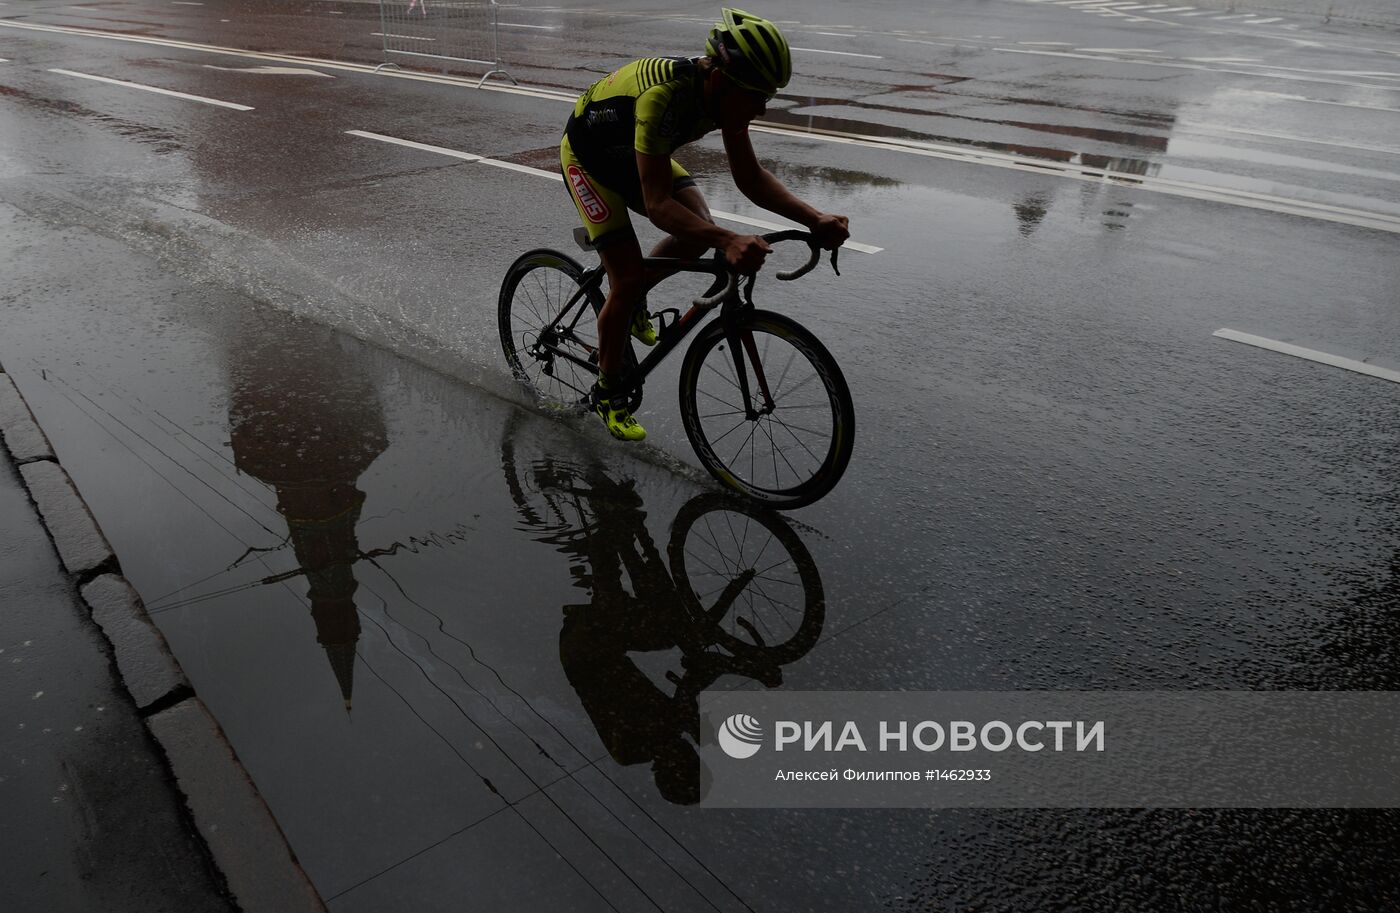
[723,126,851,250]
[638,151,769,271]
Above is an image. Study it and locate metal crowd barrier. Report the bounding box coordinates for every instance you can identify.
[376,0,517,86]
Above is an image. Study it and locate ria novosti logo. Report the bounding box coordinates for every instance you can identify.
[718,714,764,759]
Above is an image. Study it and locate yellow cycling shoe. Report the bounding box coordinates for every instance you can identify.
[630,307,658,347]
[596,397,647,442]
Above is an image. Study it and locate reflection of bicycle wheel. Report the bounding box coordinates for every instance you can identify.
[668,493,824,664]
[500,412,587,540]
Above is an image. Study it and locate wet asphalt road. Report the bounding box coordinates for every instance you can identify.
[2,0,1400,909]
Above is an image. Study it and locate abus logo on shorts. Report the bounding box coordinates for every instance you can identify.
[567,166,611,224]
[718,714,764,759]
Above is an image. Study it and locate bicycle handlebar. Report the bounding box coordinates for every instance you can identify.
[691,230,841,308]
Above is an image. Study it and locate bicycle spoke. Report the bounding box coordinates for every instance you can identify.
[776,370,821,402]
[709,416,754,448]
[698,387,743,413]
[762,418,804,485]
[771,415,823,464]
[768,416,833,439]
[704,357,743,394]
[770,346,800,397]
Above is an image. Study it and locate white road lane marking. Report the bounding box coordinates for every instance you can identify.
[203,64,333,77]
[497,23,559,30]
[1214,330,1400,385]
[897,37,968,49]
[789,46,884,59]
[47,68,253,110]
[372,32,435,41]
[1246,90,1400,114]
[345,130,484,161]
[1179,122,1400,157]
[994,46,1400,92]
[345,130,884,253]
[14,21,1399,237]
[748,122,1400,235]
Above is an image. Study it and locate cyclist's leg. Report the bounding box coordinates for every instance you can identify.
[596,239,645,380]
[562,135,657,351]
[645,165,714,288]
[594,238,649,441]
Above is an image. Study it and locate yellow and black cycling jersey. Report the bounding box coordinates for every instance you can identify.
[564,57,717,210]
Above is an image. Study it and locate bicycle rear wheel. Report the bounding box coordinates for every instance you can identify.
[498,249,601,408]
[678,310,854,509]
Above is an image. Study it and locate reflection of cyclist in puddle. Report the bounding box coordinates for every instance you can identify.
[558,477,703,804]
[502,426,824,804]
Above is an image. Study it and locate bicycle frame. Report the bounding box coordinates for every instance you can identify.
[532,256,776,416]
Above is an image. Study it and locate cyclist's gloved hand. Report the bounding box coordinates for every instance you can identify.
[723,234,772,274]
[812,213,850,250]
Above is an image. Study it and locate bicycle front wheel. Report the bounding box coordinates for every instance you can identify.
[498,249,600,408]
[679,311,854,509]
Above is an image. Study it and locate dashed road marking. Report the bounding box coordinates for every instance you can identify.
[747,121,1400,235]
[1180,121,1400,157]
[14,20,1399,238]
[994,46,1400,92]
[343,130,885,253]
[48,68,253,110]
[789,46,885,59]
[1214,330,1400,385]
[345,130,483,160]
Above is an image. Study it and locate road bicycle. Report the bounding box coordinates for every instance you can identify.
[498,229,855,509]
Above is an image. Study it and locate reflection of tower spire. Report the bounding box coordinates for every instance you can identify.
[289,485,367,713]
[225,315,387,715]
[322,642,357,714]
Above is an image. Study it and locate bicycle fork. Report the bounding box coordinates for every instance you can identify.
[726,323,777,420]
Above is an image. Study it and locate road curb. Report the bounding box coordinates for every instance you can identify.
[0,361,327,913]
[149,699,328,913]
[0,372,56,463]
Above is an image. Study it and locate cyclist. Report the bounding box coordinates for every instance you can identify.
[561,7,850,441]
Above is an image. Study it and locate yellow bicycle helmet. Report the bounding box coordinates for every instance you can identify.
[705,8,792,95]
